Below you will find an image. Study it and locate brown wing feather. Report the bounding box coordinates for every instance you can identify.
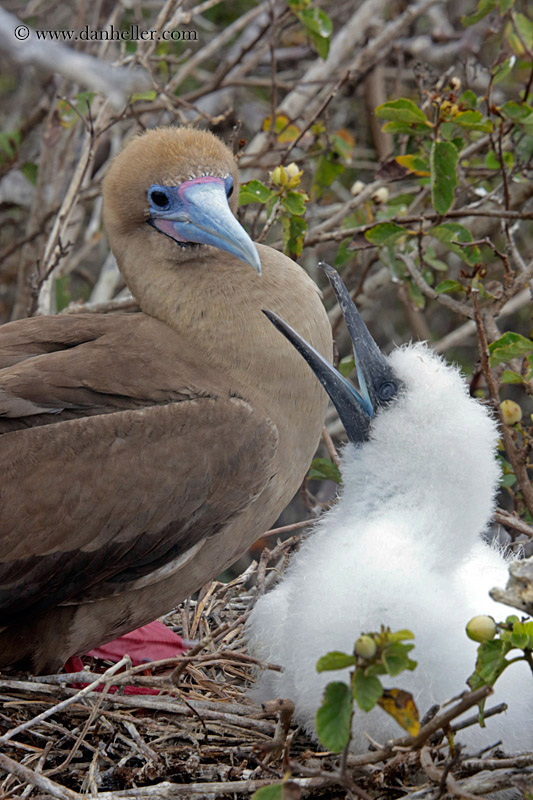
[0,313,278,624]
[0,313,203,424]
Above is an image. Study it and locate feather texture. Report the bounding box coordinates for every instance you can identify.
[248,344,533,752]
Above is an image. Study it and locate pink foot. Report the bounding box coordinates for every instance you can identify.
[63,621,191,695]
[86,620,190,665]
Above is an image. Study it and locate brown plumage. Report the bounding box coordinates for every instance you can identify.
[0,127,332,672]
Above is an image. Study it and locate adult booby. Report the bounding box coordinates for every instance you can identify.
[248,263,532,752]
[0,128,332,673]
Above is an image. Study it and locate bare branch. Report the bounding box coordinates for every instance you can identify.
[0,8,149,107]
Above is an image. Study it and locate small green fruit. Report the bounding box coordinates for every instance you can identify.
[500,400,522,426]
[270,166,282,185]
[466,615,497,643]
[354,635,377,659]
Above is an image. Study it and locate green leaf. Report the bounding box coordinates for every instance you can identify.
[309,30,329,59]
[459,90,478,109]
[252,785,283,800]
[431,222,481,265]
[516,12,533,47]
[334,239,352,268]
[308,458,342,484]
[408,280,425,309]
[375,99,430,126]
[131,89,157,102]
[506,13,533,55]
[511,620,533,649]
[263,114,301,143]
[396,154,430,176]
[435,279,465,294]
[462,0,497,26]
[332,131,354,161]
[387,629,415,643]
[485,149,514,169]
[388,193,416,207]
[439,122,456,140]
[339,354,355,378]
[431,141,458,214]
[316,650,357,672]
[453,110,493,132]
[0,130,20,158]
[469,639,512,688]
[298,8,332,59]
[382,643,416,677]
[353,670,383,712]
[500,472,517,488]
[424,246,448,271]
[281,214,307,257]
[316,681,352,752]
[313,155,344,195]
[299,7,333,36]
[21,161,38,186]
[239,180,272,205]
[500,101,533,134]
[501,370,524,384]
[492,57,515,84]
[382,121,431,136]
[365,222,406,245]
[489,332,533,368]
[281,191,306,215]
[55,276,71,312]
[510,629,529,649]
[366,662,387,677]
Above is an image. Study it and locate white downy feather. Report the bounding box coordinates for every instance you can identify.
[248,344,532,752]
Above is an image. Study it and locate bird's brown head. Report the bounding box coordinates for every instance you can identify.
[103,127,260,272]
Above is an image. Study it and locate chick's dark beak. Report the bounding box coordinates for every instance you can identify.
[263,262,400,444]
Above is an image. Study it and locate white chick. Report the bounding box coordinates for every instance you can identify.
[248,263,532,753]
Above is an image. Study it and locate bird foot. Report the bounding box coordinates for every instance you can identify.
[63,620,191,695]
[84,619,190,665]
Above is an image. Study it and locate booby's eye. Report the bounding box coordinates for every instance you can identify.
[378,381,397,403]
[149,187,170,209]
[225,175,234,198]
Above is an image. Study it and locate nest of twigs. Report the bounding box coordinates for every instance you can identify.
[1,534,532,800]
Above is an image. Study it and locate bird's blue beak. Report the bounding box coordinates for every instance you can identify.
[263,262,399,443]
[148,176,261,274]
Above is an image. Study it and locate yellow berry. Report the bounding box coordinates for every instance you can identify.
[466,615,497,643]
[354,635,377,659]
[500,399,522,426]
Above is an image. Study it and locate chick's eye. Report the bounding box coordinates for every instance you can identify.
[378,381,397,403]
[149,189,170,209]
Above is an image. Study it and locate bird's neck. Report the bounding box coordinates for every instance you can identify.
[113,234,332,401]
[118,239,240,344]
